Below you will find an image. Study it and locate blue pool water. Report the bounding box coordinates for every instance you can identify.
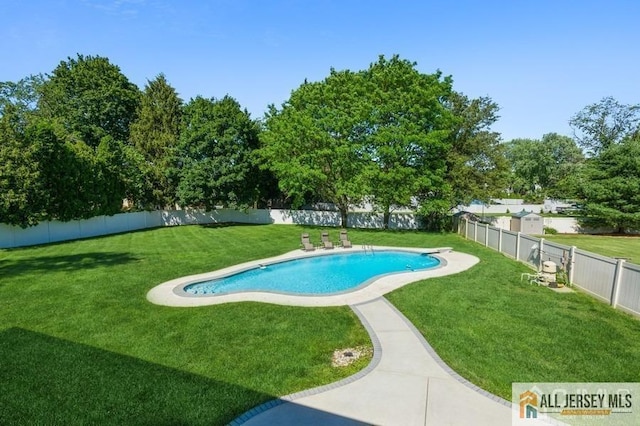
[184,250,440,295]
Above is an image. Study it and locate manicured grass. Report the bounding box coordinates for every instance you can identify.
[0,225,371,425]
[386,237,640,399]
[543,234,640,264]
[2,224,640,423]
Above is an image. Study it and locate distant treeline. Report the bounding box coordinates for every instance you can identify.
[1,54,639,231]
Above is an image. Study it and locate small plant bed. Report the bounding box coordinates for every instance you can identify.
[331,346,373,367]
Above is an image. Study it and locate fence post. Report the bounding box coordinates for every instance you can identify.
[539,238,545,270]
[498,227,503,253]
[484,224,489,247]
[463,218,468,238]
[568,246,576,285]
[474,221,478,242]
[516,232,521,261]
[610,258,626,308]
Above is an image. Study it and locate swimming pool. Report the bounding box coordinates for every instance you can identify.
[183,250,440,296]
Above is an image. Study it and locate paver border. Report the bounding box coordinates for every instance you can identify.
[380,297,512,408]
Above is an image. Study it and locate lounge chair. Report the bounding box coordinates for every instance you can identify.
[320,232,334,249]
[339,229,352,248]
[300,233,315,251]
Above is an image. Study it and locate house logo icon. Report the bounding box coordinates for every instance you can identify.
[520,390,538,419]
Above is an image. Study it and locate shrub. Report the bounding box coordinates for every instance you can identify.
[544,226,558,235]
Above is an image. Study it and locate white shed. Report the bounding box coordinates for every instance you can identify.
[510,210,543,234]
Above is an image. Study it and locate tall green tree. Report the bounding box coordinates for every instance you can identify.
[439,93,507,218]
[176,96,261,209]
[570,96,640,156]
[0,105,44,227]
[25,121,104,221]
[38,54,140,148]
[35,54,142,218]
[260,70,369,227]
[130,74,183,209]
[360,56,455,228]
[260,55,462,228]
[505,133,584,198]
[504,138,539,195]
[541,133,585,198]
[0,110,120,226]
[0,74,44,119]
[580,136,640,233]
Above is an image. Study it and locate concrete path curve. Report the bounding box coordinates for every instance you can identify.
[232,297,513,425]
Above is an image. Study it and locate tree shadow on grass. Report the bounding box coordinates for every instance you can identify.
[0,328,272,425]
[198,222,269,229]
[0,252,139,278]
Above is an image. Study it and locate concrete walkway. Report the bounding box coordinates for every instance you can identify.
[233,297,513,425]
[146,247,516,425]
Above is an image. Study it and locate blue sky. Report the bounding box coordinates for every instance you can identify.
[2,0,639,141]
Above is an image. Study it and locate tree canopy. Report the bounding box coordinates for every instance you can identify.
[260,55,471,228]
[438,93,507,219]
[569,96,640,156]
[176,96,261,210]
[130,74,183,209]
[580,136,640,232]
[6,52,640,234]
[259,69,370,227]
[505,133,584,199]
[38,55,141,147]
[360,56,454,228]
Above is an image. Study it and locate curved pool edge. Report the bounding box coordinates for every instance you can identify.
[146,246,480,307]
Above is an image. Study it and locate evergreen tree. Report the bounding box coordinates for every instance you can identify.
[130,74,183,209]
[580,136,640,232]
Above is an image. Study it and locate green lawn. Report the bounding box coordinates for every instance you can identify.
[2,224,640,424]
[0,225,371,425]
[543,234,640,264]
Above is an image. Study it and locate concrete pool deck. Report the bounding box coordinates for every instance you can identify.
[146,246,479,307]
[147,246,518,425]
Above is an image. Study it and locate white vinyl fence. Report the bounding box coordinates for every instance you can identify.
[0,208,421,249]
[460,219,640,318]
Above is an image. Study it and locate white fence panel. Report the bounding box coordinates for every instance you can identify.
[487,227,500,250]
[542,241,572,270]
[13,222,50,247]
[572,249,617,303]
[48,221,82,244]
[477,223,488,245]
[465,221,476,240]
[458,218,640,317]
[389,213,419,230]
[0,224,14,247]
[518,235,540,267]
[105,212,138,234]
[145,211,163,228]
[501,230,518,258]
[79,216,108,239]
[616,263,640,316]
[1,208,424,249]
